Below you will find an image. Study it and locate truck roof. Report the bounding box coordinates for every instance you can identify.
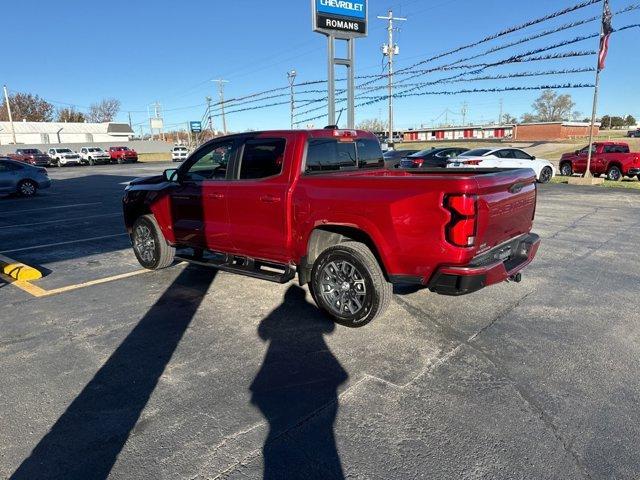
[594,141,629,146]
[209,129,379,140]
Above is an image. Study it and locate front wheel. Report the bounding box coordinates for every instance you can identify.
[88,157,95,166]
[538,166,553,184]
[117,157,124,164]
[56,159,62,168]
[310,241,392,328]
[560,162,573,177]
[131,215,175,270]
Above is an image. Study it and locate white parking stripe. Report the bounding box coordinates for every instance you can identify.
[0,213,121,230]
[1,233,129,254]
[1,202,102,215]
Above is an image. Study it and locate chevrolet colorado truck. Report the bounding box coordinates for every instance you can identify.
[109,146,138,164]
[123,129,540,327]
[79,146,111,165]
[7,148,52,167]
[559,142,640,181]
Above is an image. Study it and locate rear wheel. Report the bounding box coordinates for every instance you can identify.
[560,162,573,176]
[538,166,553,183]
[311,241,392,328]
[132,215,175,270]
[17,179,37,197]
[607,165,622,182]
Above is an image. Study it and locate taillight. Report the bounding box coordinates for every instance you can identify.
[464,159,481,166]
[445,194,478,247]
[412,158,424,167]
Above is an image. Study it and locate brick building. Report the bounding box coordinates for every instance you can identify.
[512,122,600,141]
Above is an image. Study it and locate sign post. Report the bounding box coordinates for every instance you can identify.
[312,0,368,129]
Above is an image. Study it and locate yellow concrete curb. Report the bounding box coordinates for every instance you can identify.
[0,254,42,281]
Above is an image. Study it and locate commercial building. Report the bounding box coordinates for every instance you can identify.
[0,121,134,146]
[401,121,599,143]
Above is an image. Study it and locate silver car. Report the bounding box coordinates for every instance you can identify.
[0,158,51,197]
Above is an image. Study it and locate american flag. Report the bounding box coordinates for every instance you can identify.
[598,0,614,70]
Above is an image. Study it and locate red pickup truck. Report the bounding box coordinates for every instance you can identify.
[123,129,540,327]
[7,148,52,167]
[109,146,138,164]
[559,142,640,181]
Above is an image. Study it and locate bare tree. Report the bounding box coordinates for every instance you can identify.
[529,89,575,122]
[88,98,121,123]
[56,107,86,123]
[501,113,518,124]
[0,92,54,122]
[356,118,388,132]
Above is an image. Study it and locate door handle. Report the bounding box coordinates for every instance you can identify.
[260,195,281,203]
[207,192,225,200]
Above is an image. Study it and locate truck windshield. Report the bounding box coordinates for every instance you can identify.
[305,138,383,173]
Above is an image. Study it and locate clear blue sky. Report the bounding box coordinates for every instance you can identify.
[3,0,639,132]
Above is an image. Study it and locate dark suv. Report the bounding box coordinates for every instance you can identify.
[400,147,469,169]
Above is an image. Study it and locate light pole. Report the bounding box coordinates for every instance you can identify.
[287,70,297,129]
[3,85,17,144]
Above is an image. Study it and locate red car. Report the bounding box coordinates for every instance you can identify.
[123,129,540,327]
[559,142,640,181]
[108,146,138,164]
[7,148,52,167]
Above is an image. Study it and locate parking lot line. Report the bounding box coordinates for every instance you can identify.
[1,233,129,254]
[0,213,121,230]
[1,269,151,298]
[1,202,103,215]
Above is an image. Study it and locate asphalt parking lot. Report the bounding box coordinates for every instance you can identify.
[1,163,639,479]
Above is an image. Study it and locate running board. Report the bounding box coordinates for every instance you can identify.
[176,249,296,284]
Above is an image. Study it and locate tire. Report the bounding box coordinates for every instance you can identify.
[607,165,622,182]
[538,166,553,184]
[131,214,175,270]
[88,157,95,166]
[310,241,392,328]
[56,159,62,168]
[117,157,124,164]
[17,179,37,197]
[560,162,573,177]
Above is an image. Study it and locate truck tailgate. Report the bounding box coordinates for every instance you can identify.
[474,169,537,254]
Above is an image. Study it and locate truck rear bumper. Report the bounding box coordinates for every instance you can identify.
[427,233,541,296]
[627,168,640,175]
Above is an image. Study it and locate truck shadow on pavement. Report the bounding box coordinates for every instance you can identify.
[10,266,217,480]
[250,285,348,479]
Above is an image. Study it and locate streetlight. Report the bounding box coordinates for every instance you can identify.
[287,70,297,130]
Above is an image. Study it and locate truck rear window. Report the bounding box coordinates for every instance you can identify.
[305,138,383,173]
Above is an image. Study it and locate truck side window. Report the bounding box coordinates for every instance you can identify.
[184,140,235,181]
[356,139,384,168]
[305,139,357,172]
[239,138,286,180]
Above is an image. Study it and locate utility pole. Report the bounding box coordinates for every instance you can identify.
[378,10,406,148]
[213,79,229,134]
[461,102,468,126]
[585,0,610,179]
[206,96,215,136]
[128,111,132,128]
[498,98,504,124]
[3,85,17,144]
[287,70,297,130]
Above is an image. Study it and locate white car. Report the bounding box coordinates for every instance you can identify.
[47,148,82,167]
[171,146,190,162]
[79,146,111,166]
[448,147,556,183]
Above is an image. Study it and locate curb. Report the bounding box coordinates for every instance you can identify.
[0,254,43,281]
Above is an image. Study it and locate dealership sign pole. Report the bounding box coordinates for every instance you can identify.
[313,0,368,129]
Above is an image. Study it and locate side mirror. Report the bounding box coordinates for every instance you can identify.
[163,168,179,182]
[531,156,536,160]
[575,150,580,155]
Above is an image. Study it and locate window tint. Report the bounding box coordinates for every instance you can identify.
[513,150,532,159]
[184,140,236,181]
[356,139,384,168]
[0,161,21,171]
[495,149,516,158]
[305,139,357,172]
[604,145,630,153]
[239,138,286,180]
[461,148,491,157]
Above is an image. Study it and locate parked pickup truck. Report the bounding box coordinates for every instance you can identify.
[8,148,52,167]
[109,146,138,164]
[123,129,540,327]
[559,142,640,181]
[79,146,111,165]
